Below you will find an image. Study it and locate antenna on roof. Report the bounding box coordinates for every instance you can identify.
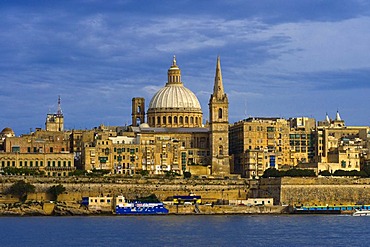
[244,99,247,118]
[57,95,63,116]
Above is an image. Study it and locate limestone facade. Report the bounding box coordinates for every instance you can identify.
[0,130,74,176]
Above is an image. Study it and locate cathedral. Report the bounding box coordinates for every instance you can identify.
[125,56,230,176]
[78,56,231,177]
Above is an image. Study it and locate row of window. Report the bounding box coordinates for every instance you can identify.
[0,160,72,167]
[11,146,66,153]
[150,116,200,125]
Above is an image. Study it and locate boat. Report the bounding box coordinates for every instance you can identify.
[291,204,370,215]
[115,196,169,215]
[353,209,370,216]
[291,206,341,214]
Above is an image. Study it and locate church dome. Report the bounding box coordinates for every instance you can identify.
[148,84,201,110]
[1,127,15,137]
[147,56,203,128]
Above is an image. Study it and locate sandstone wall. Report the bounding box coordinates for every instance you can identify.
[259,177,370,206]
[0,176,249,203]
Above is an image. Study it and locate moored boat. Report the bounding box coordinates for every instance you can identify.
[115,195,169,215]
[353,209,370,216]
[292,205,370,215]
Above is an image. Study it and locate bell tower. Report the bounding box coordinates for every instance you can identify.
[132,97,145,126]
[209,56,230,176]
[45,96,64,132]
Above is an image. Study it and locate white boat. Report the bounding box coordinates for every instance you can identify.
[353,209,370,216]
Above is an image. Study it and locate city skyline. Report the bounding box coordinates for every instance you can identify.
[1,1,370,135]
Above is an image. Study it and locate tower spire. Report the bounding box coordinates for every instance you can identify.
[208,56,230,176]
[335,110,341,121]
[213,56,225,99]
[57,95,63,116]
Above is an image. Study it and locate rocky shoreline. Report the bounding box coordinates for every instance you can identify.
[0,201,288,216]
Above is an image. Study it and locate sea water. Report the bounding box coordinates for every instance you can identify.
[0,215,368,246]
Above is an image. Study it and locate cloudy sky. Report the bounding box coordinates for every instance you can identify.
[1,0,370,135]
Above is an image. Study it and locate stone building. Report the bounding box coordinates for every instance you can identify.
[78,56,231,177]
[229,117,291,178]
[313,112,367,173]
[229,117,318,178]
[0,129,74,176]
[288,117,316,166]
[0,99,75,177]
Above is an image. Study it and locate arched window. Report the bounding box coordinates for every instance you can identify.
[185,116,189,124]
[218,108,223,119]
[218,146,223,155]
[195,117,198,125]
[157,116,160,125]
[163,116,166,124]
[180,116,183,124]
[174,116,178,124]
[168,116,172,124]
[137,106,141,113]
[190,117,193,124]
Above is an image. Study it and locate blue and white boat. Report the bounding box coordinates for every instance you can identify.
[353,209,370,216]
[115,196,169,215]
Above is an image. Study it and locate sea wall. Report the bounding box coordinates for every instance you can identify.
[167,205,286,214]
[4,176,370,209]
[259,177,370,206]
[0,176,249,203]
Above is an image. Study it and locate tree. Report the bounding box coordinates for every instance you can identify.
[285,168,316,177]
[262,168,282,178]
[183,171,192,179]
[69,169,86,176]
[6,180,35,202]
[362,164,370,177]
[136,194,160,203]
[47,184,66,201]
[139,170,149,176]
[319,170,332,176]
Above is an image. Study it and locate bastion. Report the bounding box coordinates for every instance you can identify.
[257,177,370,206]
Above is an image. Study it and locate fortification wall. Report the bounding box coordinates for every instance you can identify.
[0,176,249,202]
[259,177,370,206]
[5,176,370,207]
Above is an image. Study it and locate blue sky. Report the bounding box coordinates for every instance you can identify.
[1,0,370,135]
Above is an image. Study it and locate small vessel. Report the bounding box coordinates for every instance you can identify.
[353,209,370,216]
[115,196,169,215]
[292,206,341,214]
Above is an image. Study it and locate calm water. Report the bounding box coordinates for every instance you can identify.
[0,215,368,246]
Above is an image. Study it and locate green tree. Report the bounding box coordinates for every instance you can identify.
[69,169,86,176]
[6,180,35,202]
[139,170,149,176]
[262,168,282,178]
[136,194,160,203]
[47,184,66,201]
[319,170,332,176]
[183,171,192,179]
[285,168,316,177]
[362,164,370,177]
